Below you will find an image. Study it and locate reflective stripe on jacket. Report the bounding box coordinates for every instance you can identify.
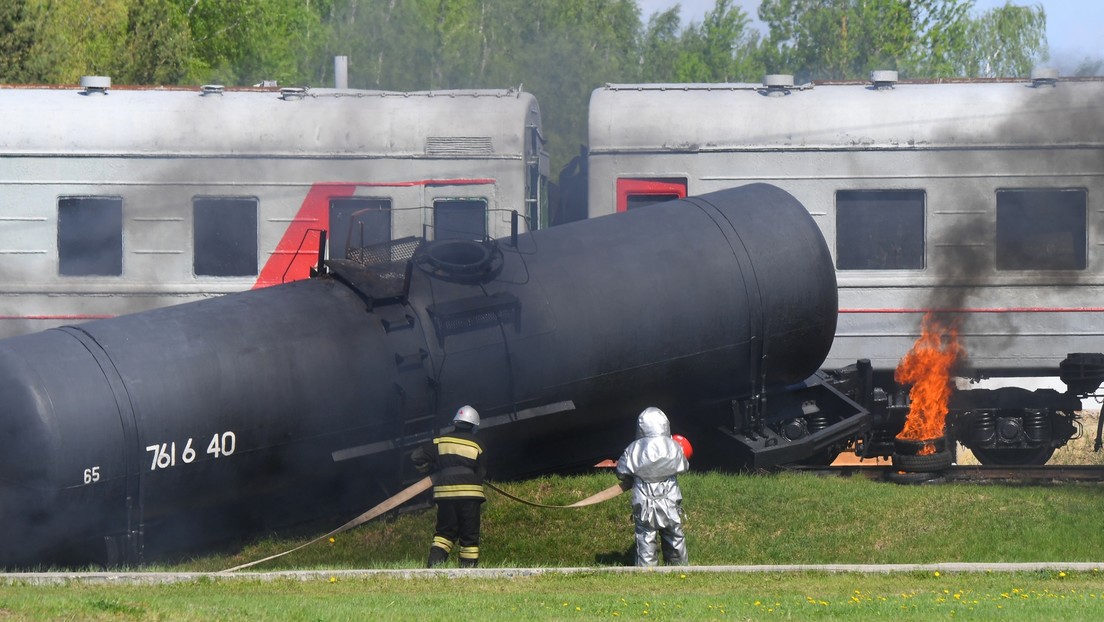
[412,430,486,501]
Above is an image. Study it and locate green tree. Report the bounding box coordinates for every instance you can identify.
[0,1,34,81]
[674,0,762,82]
[956,1,1047,77]
[13,0,132,83]
[895,0,972,76]
[324,0,453,90]
[119,0,194,84]
[639,1,764,84]
[324,0,641,171]
[511,0,641,167]
[2,0,200,85]
[181,0,330,86]
[757,0,1048,80]
[758,0,973,80]
[638,7,683,80]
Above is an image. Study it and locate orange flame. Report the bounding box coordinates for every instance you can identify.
[894,313,962,454]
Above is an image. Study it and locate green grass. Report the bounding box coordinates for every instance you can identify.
[1,570,1103,620]
[188,469,1104,572]
[4,468,1103,620]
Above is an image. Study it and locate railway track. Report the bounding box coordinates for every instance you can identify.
[782,464,1104,484]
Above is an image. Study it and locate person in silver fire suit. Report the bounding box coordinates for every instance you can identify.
[412,405,486,568]
[615,407,690,567]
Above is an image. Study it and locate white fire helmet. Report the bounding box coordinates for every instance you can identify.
[453,405,480,430]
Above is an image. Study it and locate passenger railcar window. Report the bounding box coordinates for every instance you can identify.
[996,189,1086,270]
[58,197,123,276]
[329,198,392,258]
[193,197,258,277]
[835,190,925,270]
[626,194,682,210]
[434,199,487,240]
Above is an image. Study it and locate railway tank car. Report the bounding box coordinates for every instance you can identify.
[0,183,861,568]
[0,78,548,339]
[579,72,1104,465]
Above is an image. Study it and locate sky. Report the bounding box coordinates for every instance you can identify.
[636,0,1103,74]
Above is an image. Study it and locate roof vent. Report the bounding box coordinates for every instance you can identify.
[762,74,794,97]
[870,70,898,89]
[279,87,307,101]
[79,75,111,95]
[200,84,225,96]
[1030,67,1059,88]
[426,136,495,155]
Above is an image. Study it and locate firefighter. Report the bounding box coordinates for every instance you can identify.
[411,405,487,568]
[615,407,690,567]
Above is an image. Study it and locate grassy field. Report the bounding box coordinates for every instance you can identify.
[159,470,1104,573]
[1,570,1102,621]
[2,423,1102,620]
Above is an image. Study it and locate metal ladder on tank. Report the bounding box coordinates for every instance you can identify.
[375,302,441,489]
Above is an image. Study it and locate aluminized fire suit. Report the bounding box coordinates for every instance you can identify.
[615,407,689,567]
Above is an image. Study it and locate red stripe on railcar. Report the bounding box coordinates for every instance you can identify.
[252,178,496,289]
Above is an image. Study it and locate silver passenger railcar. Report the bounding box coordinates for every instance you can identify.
[0,81,548,338]
[586,73,1104,465]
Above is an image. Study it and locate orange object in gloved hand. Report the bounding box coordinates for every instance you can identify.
[672,434,693,460]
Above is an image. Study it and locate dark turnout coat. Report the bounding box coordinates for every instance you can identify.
[412,428,486,501]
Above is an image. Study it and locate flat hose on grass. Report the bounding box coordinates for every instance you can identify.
[484,479,630,508]
[220,477,629,572]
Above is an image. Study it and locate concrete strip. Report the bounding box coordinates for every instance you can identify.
[2,562,1102,585]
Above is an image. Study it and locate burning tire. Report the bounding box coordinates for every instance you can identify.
[891,450,954,472]
[891,312,960,478]
[891,437,953,473]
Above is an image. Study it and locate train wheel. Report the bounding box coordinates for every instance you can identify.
[969,446,1055,466]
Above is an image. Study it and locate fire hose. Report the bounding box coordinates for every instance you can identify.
[484,478,631,508]
[220,476,629,572]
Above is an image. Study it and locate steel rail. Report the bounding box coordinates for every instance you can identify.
[782,464,1104,483]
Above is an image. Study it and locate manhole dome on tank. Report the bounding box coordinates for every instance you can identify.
[415,238,503,283]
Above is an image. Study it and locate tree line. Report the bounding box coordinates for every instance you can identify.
[0,0,1075,169]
